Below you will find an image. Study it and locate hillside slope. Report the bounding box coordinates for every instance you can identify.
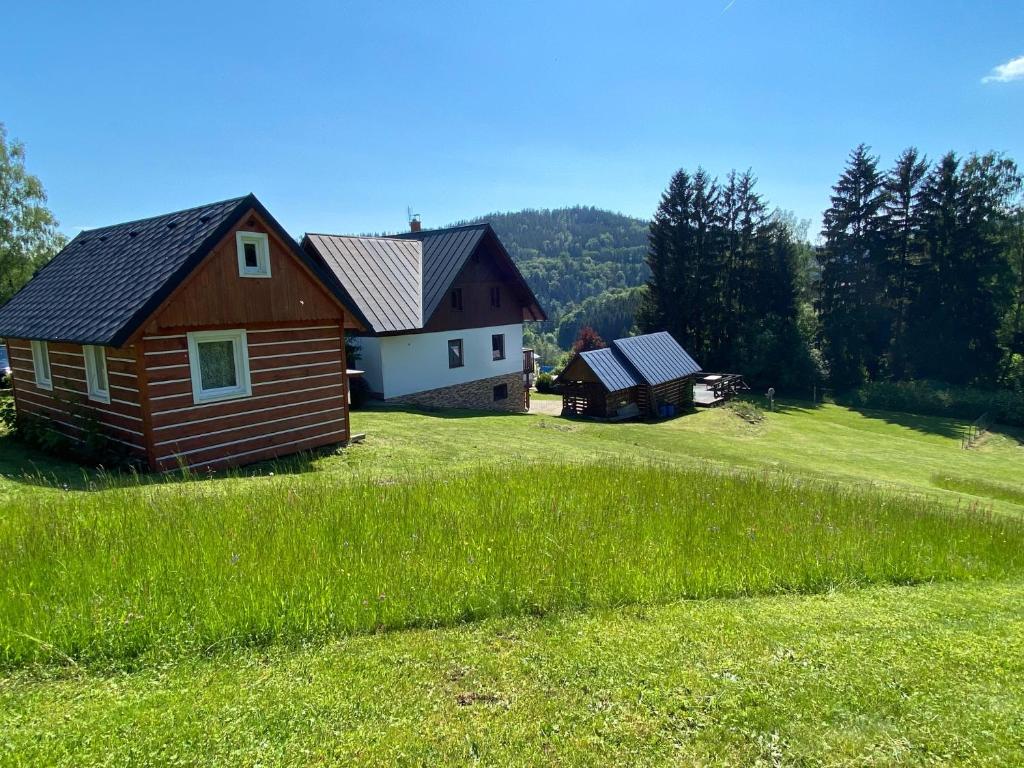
[459,207,650,321]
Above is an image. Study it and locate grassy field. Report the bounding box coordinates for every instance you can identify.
[2,395,1024,764]
[4,463,1021,668]
[3,580,1022,766]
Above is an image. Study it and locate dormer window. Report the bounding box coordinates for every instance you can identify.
[236,231,271,278]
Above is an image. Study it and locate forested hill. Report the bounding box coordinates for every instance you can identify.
[458,207,650,321]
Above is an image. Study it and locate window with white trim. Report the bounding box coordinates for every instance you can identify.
[30,340,52,390]
[83,345,110,403]
[187,329,252,403]
[236,231,271,278]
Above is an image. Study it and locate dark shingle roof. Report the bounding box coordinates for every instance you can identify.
[305,223,545,334]
[579,348,640,392]
[611,332,702,385]
[303,234,422,333]
[0,194,304,346]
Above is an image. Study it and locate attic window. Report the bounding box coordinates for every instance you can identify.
[490,286,501,308]
[235,231,271,278]
[450,287,463,311]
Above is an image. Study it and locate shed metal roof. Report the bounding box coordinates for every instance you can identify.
[304,234,422,333]
[579,347,640,392]
[566,332,702,392]
[0,194,340,347]
[612,331,702,386]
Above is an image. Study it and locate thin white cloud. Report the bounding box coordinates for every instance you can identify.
[721,0,737,12]
[982,55,1024,84]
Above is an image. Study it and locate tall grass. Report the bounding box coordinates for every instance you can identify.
[1,463,1022,668]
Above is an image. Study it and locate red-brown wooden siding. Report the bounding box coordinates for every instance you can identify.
[144,324,347,471]
[5,339,147,457]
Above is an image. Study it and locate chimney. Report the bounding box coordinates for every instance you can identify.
[409,214,422,233]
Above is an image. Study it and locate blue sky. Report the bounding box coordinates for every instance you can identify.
[4,1,1022,240]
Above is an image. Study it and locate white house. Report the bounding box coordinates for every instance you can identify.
[303,222,545,411]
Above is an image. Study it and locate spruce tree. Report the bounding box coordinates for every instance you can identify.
[881,148,929,379]
[818,144,886,387]
[911,153,1021,384]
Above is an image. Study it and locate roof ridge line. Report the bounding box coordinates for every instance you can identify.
[75,194,252,235]
[306,232,422,244]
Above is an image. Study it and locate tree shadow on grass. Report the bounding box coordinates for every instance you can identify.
[355,402,531,420]
[760,396,968,441]
[844,406,967,440]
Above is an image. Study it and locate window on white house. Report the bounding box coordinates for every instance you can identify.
[30,340,52,390]
[450,287,463,311]
[187,329,252,403]
[83,345,110,403]
[448,338,464,368]
[491,333,505,361]
[235,231,271,278]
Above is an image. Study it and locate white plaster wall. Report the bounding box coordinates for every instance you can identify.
[376,323,523,398]
[351,336,384,394]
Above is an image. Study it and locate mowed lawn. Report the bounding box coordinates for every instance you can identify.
[339,400,1024,516]
[2,395,1024,765]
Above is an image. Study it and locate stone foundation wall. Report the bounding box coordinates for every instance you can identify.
[387,372,526,413]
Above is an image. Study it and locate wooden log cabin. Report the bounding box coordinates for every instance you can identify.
[558,332,702,419]
[0,194,364,472]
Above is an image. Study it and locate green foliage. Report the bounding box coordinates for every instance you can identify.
[460,207,649,321]
[847,379,1024,427]
[556,286,644,348]
[3,395,140,469]
[727,399,764,424]
[0,123,67,305]
[2,462,1021,668]
[534,371,556,393]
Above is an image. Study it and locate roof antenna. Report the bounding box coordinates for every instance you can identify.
[407,206,421,233]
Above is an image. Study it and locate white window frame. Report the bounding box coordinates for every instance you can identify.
[236,231,271,278]
[83,345,110,403]
[30,340,52,390]
[187,329,252,404]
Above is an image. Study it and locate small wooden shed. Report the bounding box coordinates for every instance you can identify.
[558,332,701,419]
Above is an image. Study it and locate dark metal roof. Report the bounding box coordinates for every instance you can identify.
[305,222,546,334]
[303,234,422,333]
[0,194,340,347]
[392,224,494,321]
[612,332,702,386]
[579,347,640,392]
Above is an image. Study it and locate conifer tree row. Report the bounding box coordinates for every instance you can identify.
[638,167,815,387]
[819,146,1021,388]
